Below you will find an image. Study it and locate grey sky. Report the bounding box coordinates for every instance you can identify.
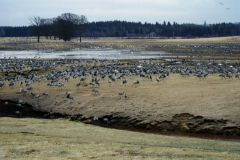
[0,0,239,26]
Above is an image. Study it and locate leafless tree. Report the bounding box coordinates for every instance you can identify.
[54,13,79,41]
[76,15,89,43]
[29,13,89,42]
[42,18,53,39]
[29,16,44,43]
[58,13,89,42]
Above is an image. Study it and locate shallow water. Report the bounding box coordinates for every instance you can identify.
[0,48,170,60]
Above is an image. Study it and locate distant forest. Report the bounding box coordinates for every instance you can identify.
[1,21,240,38]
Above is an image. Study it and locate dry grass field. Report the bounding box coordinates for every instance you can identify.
[1,36,240,53]
[1,37,240,159]
[1,68,240,134]
[83,36,240,47]
[1,117,240,160]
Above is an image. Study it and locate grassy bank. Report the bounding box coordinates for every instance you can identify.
[0,117,240,159]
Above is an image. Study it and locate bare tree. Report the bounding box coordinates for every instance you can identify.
[53,13,89,42]
[42,18,53,39]
[28,13,89,42]
[29,16,44,43]
[55,13,79,41]
[76,15,89,43]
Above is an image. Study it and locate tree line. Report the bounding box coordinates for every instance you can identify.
[1,13,240,41]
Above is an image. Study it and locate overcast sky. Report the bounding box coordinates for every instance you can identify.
[0,0,239,26]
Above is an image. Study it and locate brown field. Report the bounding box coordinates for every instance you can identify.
[1,117,240,160]
[1,68,240,134]
[1,37,240,159]
[1,36,240,53]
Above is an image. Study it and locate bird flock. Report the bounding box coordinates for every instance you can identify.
[1,57,240,119]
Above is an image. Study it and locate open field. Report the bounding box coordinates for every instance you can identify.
[1,36,240,56]
[1,37,240,159]
[1,117,240,160]
[1,63,240,135]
